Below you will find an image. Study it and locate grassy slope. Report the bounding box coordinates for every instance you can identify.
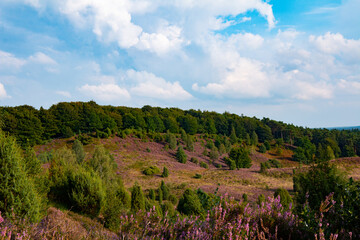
[35,135,360,203]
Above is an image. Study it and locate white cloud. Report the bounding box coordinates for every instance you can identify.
[294,81,333,100]
[337,79,360,94]
[193,57,270,98]
[29,52,57,65]
[127,70,192,100]
[56,91,71,98]
[309,32,360,62]
[79,83,130,101]
[0,50,26,70]
[0,83,9,99]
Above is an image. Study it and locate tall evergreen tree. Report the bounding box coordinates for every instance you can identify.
[0,131,42,222]
[72,139,85,164]
[131,183,145,212]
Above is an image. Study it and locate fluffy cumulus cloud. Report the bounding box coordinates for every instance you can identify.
[128,70,192,100]
[16,0,275,55]
[79,83,130,101]
[309,32,360,63]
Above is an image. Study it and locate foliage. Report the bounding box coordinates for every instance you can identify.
[23,145,42,177]
[67,167,106,217]
[88,145,117,181]
[131,183,145,212]
[229,147,252,168]
[72,139,85,164]
[0,131,42,222]
[160,181,170,200]
[259,143,267,153]
[177,189,203,216]
[143,165,160,176]
[165,131,177,150]
[274,188,292,209]
[161,166,169,178]
[190,157,199,164]
[200,162,209,169]
[176,146,187,164]
[193,173,202,179]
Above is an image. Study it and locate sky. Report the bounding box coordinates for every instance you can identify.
[0,0,360,128]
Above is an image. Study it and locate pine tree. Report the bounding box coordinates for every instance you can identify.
[131,183,145,212]
[161,166,169,178]
[23,145,42,177]
[177,189,203,216]
[0,131,42,222]
[251,131,258,146]
[160,180,170,200]
[176,146,187,164]
[149,189,156,200]
[72,139,85,164]
[230,127,237,144]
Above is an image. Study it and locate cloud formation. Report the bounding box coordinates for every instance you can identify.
[0,83,8,99]
[79,83,130,101]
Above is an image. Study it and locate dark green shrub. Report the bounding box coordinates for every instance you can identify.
[193,173,202,179]
[214,163,222,169]
[168,194,178,205]
[264,140,271,150]
[200,162,208,169]
[225,157,236,170]
[274,188,292,209]
[143,166,160,176]
[165,131,177,150]
[161,166,169,178]
[68,168,106,217]
[177,189,203,216]
[162,201,176,217]
[259,144,267,153]
[269,159,282,168]
[160,181,170,200]
[209,147,219,160]
[229,147,252,168]
[197,188,211,210]
[149,189,156,201]
[131,183,145,212]
[185,134,194,152]
[176,146,187,164]
[146,147,151,152]
[190,157,199,164]
[242,193,248,202]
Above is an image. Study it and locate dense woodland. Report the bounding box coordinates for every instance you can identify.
[0,101,359,239]
[1,101,359,160]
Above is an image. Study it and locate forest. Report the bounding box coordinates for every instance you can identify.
[0,101,359,239]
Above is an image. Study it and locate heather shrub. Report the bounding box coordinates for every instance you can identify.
[143,165,160,176]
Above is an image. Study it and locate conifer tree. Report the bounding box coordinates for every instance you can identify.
[176,146,187,164]
[0,131,42,222]
[160,180,170,200]
[23,145,42,177]
[185,134,194,152]
[72,139,85,164]
[161,166,169,178]
[251,131,258,146]
[230,126,237,144]
[177,189,203,216]
[131,183,145,212]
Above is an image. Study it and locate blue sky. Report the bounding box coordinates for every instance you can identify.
[0,0,360,128]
